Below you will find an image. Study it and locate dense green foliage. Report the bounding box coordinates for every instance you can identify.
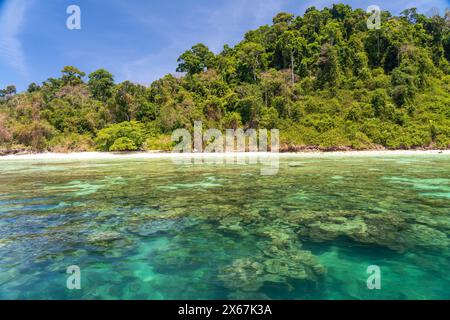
[95,121,145,151]
[1,5,449,153]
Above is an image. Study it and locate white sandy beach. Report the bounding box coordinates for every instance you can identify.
[0,150,448,161]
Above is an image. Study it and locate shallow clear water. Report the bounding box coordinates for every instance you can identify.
[0,154,449,300]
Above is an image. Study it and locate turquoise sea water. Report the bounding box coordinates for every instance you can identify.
[0,154,449,300]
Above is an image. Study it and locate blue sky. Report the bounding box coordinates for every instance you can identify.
[0,0,449,91]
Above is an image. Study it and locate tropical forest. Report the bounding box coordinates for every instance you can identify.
[1,5,450,154]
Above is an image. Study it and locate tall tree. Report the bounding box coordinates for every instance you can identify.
[316,43,341,89]
[88,69,115,102]
[176,43,215,75]
[237,42,267,82]
[110,81,149,122]
[61,66,86,85]
[278,30,306,85]
[27,83,40,93]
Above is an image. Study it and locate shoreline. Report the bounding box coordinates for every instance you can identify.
[0,150,448,160]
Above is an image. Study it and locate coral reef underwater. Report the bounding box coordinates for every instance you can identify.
[0,155,449,299]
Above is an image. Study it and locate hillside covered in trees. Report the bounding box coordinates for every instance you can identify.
[1,5,450,154]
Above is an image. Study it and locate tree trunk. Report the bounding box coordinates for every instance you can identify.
[290,50,295,85]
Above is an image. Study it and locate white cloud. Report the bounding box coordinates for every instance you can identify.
[0,0,33,78]
[121,45,179,86]
[204,0,287,52]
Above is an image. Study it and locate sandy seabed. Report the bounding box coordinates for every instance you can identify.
[0,150,448,161]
